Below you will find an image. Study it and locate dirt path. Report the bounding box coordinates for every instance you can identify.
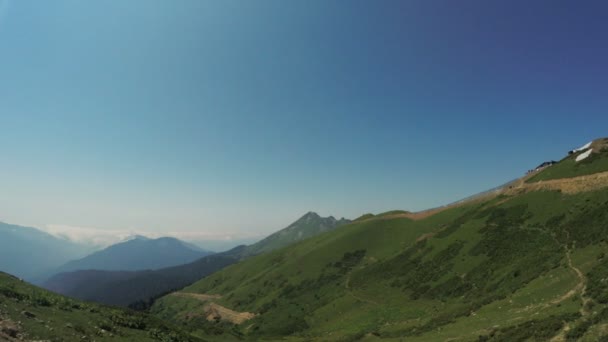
[505,171,608,196]
[202,302,257,324]
[170,292,256,325]
[550,243,591,342]
[548,247,586,307]
[360,171,608,225]
[0,316,21,341]
[567,252,591,317]
[170,292,222,301]
[500,228,592,341]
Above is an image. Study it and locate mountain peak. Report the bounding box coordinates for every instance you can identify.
[300,211,321,221]
[55,235,212,273]
[233,212,351,259]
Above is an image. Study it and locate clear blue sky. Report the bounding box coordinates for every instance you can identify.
[0,0,607,240]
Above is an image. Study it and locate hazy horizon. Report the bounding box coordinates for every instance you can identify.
[1,1,608,244]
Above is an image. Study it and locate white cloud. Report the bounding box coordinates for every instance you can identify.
[41,224,264,249]
[43,224,139,248]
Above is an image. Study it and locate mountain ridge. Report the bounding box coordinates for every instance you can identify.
[229,211,351,258]
[43,212,350,308]
[0,222,94,283]
[150,138,608,341]
[54,236,213,274]
[6,138,608,341]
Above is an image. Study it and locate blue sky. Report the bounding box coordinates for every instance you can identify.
[0,0,607,243]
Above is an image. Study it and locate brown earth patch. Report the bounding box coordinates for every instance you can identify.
[171,292,256,325]
[170,292,222,301]
[416,232,436,242]
[361,171,608,224]
[202,302,256,324]
[505,171,608,195]
[0,316,22,341]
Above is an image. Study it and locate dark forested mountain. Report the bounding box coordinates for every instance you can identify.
[43,254,237,308]
[0,222,92,283]
[55,236,212,273]
[43,212,349,307]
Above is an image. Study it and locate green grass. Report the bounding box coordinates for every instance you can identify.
[6,142,608,341]
[143,141,608,341]
[0,272,201,341]
[151,187,608,340]
[376,210,410,217]
[527,146,608,183]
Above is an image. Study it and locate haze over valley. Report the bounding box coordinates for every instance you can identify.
[2,1,608,341]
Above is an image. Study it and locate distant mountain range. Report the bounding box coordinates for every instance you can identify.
[55,236,213,273]
[43,212,351,307]
[0,222,94,283]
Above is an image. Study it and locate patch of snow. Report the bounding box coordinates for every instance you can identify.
[576,148,593,162]
[572,142,592,153]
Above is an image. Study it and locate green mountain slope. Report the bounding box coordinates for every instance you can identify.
[527,137,608,183]
[42,212,348,308]
[0,272,201,342]
[152,140,608,341]
[232,211,350,258]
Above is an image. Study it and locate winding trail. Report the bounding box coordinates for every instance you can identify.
[549,246,587,308]
[550,242,591,342]
[566,250,591,317]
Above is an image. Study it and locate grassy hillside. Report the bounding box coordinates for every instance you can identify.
[0,272,201,342]
[152,182,608,340]
[235,212,350,258]
[527,138,608,183]
[43,212,347,309]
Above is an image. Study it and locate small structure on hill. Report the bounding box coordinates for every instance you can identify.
[527,161,557,174]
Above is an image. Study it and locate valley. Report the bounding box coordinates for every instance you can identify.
[147,138,608,341]
[1,139,608,341]
[0,272,200,342]
[2,2,607,340]
[41,212,350,307]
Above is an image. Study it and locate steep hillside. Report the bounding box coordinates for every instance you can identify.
[228,211,350,258]
[0,222,93,283]
[152,140,608,341]
[43,212,347,308]
[527,137,608,183]
[55,236,213,273]
[0,272,200,342]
